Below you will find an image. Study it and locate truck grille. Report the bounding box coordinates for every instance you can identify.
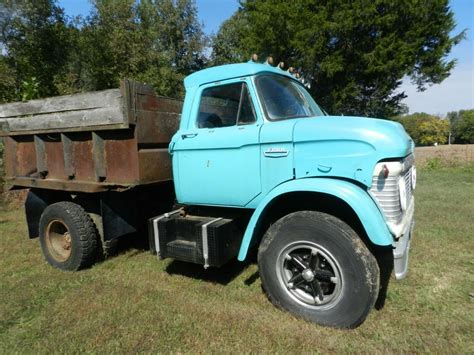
[370,158,414,223]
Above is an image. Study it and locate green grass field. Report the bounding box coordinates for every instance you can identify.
[1,165,473,353]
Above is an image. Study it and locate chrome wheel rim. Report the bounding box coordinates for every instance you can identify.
[276,241,343,310]
[45,220,72,262]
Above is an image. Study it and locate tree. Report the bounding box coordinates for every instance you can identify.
[448,109,474,144]
[394,113,449,146]
[0,0,72,98]
[74,0,206,97]
[212,0,464,117]
[0,57,17,103]
[211,10,248,65]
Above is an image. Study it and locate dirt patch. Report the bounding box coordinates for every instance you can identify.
[415,144,474,167]
[0,189,28,209]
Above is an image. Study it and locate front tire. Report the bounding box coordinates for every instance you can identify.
[258,211,379,329]
[39,201,98,271]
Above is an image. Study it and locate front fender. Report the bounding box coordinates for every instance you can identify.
[237,178,392,261]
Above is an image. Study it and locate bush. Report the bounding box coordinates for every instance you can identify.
[393,113,449,146]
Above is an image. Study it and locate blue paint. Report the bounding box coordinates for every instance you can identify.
[172,62,414,260]
[237,178,393,261]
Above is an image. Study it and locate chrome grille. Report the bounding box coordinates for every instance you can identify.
[370,158,414,223]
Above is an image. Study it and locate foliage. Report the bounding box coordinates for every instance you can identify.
[0,0,72,98]
[212,0,464,117]
[20,77,40,101]
[424,157,443,171]
[210,10,248,65]
[0,0,207,100]
[448,109,474,144]
[57,0,207,98]
[0,57,17,103]
[394,112,450,146]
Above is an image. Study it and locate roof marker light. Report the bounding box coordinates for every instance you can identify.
[265,56,274,65]
[250,53,258,62]
[277,62,284,69]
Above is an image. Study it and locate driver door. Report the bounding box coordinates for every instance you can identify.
[173,79,262,207]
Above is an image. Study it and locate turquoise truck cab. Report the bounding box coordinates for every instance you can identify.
[159,60,416,327]
[169,61,415,278]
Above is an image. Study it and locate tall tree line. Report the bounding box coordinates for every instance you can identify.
[212,0,464,118]
[0,0,206,101]
[1,0,464,120]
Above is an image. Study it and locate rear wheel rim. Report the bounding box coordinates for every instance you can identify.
[276,241,343,310]
[45,220,72,262]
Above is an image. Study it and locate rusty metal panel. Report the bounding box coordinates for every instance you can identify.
[103,130,139,183]
[44,135,68,180]
[34,135,48,177]
[136,93,182,113]
[61,133,75,178]
[9,136,37,177]
[92,132,107,181]
[71,133,95,182]
[135,111,180,145]
[7,176,131,193]
[3,137,18,178]
[138,148,172,182]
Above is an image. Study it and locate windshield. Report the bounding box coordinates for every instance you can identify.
[255,74,324,121]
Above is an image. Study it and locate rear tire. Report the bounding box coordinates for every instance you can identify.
[39,201,98,271]
[258,211,379,329]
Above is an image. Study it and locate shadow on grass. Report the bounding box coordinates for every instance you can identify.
[108,232,260,286]
[373,245,394,310]
[165,249,259,286]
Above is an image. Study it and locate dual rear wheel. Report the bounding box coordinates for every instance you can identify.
[39,201,98,271]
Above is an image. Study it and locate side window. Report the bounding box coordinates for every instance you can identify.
[197,83,256,129]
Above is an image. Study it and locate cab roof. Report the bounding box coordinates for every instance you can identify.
[184,62,295,89]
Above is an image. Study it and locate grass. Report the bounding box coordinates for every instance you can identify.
[0,165,473,353]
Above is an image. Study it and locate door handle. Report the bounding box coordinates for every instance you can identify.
[181,133,198,139]
[168,142,175,154]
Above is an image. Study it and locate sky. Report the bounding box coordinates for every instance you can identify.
[59,0,473,116]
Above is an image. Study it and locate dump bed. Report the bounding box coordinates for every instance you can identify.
[0,80,181,193]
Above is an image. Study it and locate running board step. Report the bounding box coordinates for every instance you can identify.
[148,211,242,268]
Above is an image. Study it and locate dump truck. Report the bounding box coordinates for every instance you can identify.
[0,60,416,328]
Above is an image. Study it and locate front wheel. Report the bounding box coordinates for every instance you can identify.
[258,211,379,329]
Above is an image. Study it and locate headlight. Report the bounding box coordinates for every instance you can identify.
[398,177,407,211]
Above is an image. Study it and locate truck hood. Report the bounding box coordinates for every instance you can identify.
[292,115,414,186]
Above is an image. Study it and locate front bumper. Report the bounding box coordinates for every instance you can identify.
[391,199,415,279]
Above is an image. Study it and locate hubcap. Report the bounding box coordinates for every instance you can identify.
[276,242,343,309]
[45,220,72,262]
[302,269,315,282]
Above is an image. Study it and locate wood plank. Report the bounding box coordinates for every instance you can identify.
[120,80,135,124]
[0,89,122,118]
[0,122,130,137]
[1,106,126,134]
